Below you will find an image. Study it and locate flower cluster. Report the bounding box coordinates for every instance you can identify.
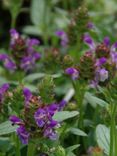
[65,34,117,87]
[9,87,66,144]
[0,29,41,72]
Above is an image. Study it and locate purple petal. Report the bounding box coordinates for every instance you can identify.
[84,34,95,50]
[65,67,79,80]
[10,29,19,39]
[111,42,117,51]
[0,54,9,61]
[16,126,30,144]
[87,22,94,29]
[98,68,108,82]
[103,37,110,47]
[9,115,22,124]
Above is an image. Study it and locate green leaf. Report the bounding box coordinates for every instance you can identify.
[69,128,87,137]
[0,137,10,152]
[0,121,18,136]
[23,25,43,36]
[66,144,80,153]
[53,111,79,122]
[96,124,110,155]
[31,0,50,26]
[67,152,76,156]
[85,92,108,108]
[23,73,61,82]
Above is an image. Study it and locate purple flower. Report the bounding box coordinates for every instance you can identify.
[111,52,117,68]
[26,38,40,54]
[10,29,19,47]
[103,37,110,47]
[55,30,68,47]
[20,56,34,71]
[44,127,58,140]
[0,54,9,61]
[4,59,16,71]
[89,80,98,88]
[98,68,108,82]
[47,104,58,116]
[20,53,40,71]
[16,125,30,144]
[34,108,47,127]
[48,120,58,128]
[0,54,16,71]
[58,100,67,111]
[10,29,19,40]
[26,38,40,47]
[32,52,41,60]
[65,67,79,80]
[87,22,94,29]
[83,34,96,51]
[23,88,32,106]
[0,83,9,93]
[96,57,107,67]
[84,34,117,55]
[9,115,22,125]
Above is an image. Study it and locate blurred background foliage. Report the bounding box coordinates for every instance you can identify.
[0,0,117,47]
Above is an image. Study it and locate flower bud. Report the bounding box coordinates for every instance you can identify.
[54,146,66,156]
[79,51,95,80]
[96,43,110,58]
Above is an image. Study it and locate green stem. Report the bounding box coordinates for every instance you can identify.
[72,80,86,154]
[110,103,117,156]
[16,136,21,156]
[27,142,36,156]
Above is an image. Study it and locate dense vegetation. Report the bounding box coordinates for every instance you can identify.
[0,0,117,156]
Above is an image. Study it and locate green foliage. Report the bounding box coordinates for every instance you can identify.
[69,128,87,137]
[38,75,55,103]
[96,124,110,155]
[85,92,108,108]
[53,111,79,122]
[3,0,23,27]
[0,121,18,136]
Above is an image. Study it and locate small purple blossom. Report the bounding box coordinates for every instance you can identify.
[111,52,117,67]
[83,34,96,51]
[55,30,68,47]
[23,88,32,106]
[16,126,30,144]
[58,100,67,111]
[10,29,19,40]
[103,37,110,47]
[20,53,40,71]
[87,22,94,29]
[9,115,22,125]
[26,38,40,47]
[0,83,9,93]
[26,38,40,54]
[0,54,9,61]
[96,57,107,67]
[98,68,108,82]
[34,108,47,127]
[65,67,79,80]
[34,104,59,140]
[48,120,58,128]
[0,54,16,71]
[47,104,58,116]
[4,59,16,71]
[44,127,58,140]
